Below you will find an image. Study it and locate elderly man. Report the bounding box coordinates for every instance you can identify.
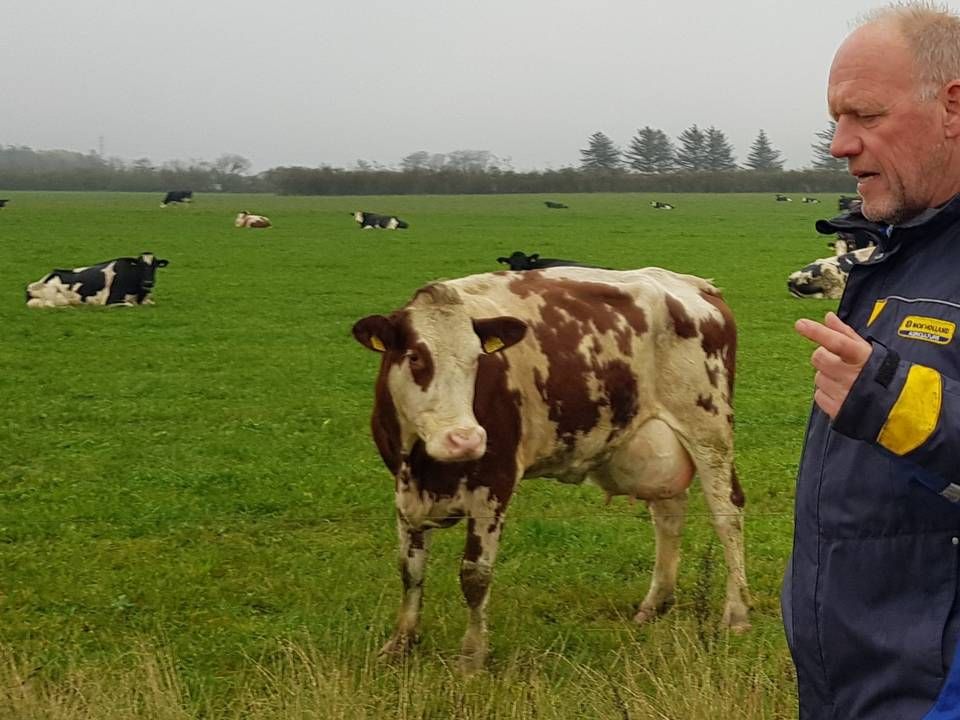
[785,4,960,719]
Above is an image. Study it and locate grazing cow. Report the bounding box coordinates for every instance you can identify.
[352,266,750,670]
[650,201,675,210]
[161,190,192,207]
[0,199,9,208]
[495,251,605,271]
[787,247,876,299]
[353,211,409,229]
[801,197,821,204]
[25,253,169,308]
[775,193,792,202]
[234,211,272,228]
[544,201,569,209]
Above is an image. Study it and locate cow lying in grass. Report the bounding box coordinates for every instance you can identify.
[496,251,602,271]
[787,247,875,299]
[26,253,170,307]
[354,211,409,229]
[352,266,750,670]
[235,211,272,228]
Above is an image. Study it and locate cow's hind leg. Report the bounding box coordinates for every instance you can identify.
[634,493,688,624]
[689,452,751,631]
[458,514,504,673]
[380,516,430,658]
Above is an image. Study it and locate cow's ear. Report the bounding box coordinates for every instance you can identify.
[157,259,169,267]
[496,256,508,264]
[529,253,540,262]
[473,317,527,354]
[353,315,396,353]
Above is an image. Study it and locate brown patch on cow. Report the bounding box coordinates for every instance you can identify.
[704,363,719,388]
[373,370,403,475]
[665,294,697,339]
[464,523,483,563]
[697,291,737,402]
[696,394,719,415]
[730,466,745,508]
[596,359,639,429]
[508,273,648,447]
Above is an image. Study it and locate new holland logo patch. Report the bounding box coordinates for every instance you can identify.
[898,315,956,345]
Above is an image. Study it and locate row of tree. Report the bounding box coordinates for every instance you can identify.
[581,123,844,172]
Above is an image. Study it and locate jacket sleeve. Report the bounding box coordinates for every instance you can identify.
[833,340,960,502]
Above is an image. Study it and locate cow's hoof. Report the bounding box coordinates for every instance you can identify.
[633,595,675,625]
[457,651,487,675]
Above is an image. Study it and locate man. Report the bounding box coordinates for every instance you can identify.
[784,4,960,719]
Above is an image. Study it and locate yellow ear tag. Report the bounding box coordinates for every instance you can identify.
[370,336,386,352]
[483,336,505,353]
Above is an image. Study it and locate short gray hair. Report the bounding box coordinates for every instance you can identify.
[861,2,960,100]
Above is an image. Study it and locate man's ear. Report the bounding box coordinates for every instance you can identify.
[943,80,960,138]
[473,317,527,354]
[352,315,396,353]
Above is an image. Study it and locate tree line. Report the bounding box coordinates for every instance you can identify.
[0,123,849,195]
[581,123,844,172]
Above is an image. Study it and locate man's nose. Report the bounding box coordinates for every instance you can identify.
[830,117,863,158]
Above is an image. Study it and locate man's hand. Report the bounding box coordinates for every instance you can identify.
[795,311,873,419]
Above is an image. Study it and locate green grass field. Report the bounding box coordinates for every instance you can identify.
[0,191,840,718]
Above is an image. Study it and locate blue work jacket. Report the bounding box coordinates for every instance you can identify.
[783,196,960,720]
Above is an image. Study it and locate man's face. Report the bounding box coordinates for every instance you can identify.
[828,23,947,224]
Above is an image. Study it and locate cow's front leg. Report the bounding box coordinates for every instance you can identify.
[458,514,504,672]
[635,493,688,624]
[379,516,429,658]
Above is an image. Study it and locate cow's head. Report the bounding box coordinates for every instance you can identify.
[496,252,537,271]
[234,212,249,227]
[353,283,527,463]
[787,247,873,299]
[137,253,169,290]
[353,211,364,224]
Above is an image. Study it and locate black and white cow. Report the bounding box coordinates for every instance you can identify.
[25,253,170,307]
[0,199,9,209]
[801,197,821,204]
[354,211,409,229]
[775,193,792,202]
[544,201,569,209]
[161,190,193,207]
[816,204,883,255]
[496,251,602,271]
[838,195,860,212]
[787,247,875,299]
[650,201,675,210]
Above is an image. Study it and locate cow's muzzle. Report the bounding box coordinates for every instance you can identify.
[430,426,487,462]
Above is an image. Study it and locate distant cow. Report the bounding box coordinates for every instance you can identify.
[651,201,675,210]
[838,195,860,212]
[161,190,192,207]
[235,211,272,228]
[0,199,9,209]
[544,201,569,209]
[775,193,792,202]
[352,266,749,669]
[353,211,409,229]
[801,197,821,204]
[816,204,882,255]
[787,246,875,299]
[496,251,601,271]
[26,253,169,308]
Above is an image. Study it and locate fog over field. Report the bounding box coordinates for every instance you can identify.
[3,0,955,171]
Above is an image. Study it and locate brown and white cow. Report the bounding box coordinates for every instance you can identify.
[234,211,271,228]
[352,266,749,670]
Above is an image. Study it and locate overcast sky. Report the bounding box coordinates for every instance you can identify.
[3,0,953,172]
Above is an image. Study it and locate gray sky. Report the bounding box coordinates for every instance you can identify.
[3,0,950,172]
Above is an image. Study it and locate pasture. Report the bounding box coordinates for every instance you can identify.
[0,191,837,718]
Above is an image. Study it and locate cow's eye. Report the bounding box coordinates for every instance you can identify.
[406,351,421,366]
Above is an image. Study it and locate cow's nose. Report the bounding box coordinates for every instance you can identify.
[444,426,487,458]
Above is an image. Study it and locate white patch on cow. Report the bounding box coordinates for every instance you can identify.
[387,217,400,229]
[123,293,139,305]
[140,253,154,266]
[354,211,364,223]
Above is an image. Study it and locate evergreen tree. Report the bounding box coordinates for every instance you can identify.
[579,131,621,170]
[624,126,675,173]
[704,126,737,171]
[811,121,845,170]
[744,129,785,170]
[675,125,708,171]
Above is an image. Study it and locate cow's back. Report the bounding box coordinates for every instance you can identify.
[445,267,733,476]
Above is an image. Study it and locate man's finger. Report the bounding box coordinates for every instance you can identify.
[813,387,841,419]
[825,311,867,344]
[795,318,869,364]
[814,371,847,402]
